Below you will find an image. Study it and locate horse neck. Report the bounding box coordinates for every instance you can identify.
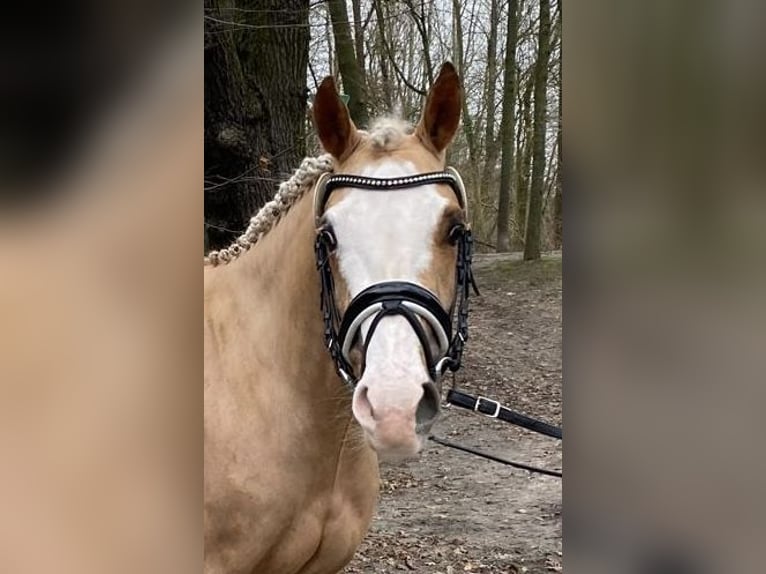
[223,191,350,415]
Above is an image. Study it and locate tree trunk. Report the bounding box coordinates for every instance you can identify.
[495,0,519,252]
[405,0,435,85]
[552,137,562,249]
[351,0,366,83]
[552,8,563,249]
[328,0,369,127]
[325,7,337,78]
[451,0,483,234]
[524,0,552,261]
[373,0,393,109]
[513,75,533,250]
[204,0,310,251]
[452,0,477,166]
[480,0,500,222]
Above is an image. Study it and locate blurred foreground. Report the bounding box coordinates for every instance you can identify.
[566,1,766,572]
[0,10,202,574]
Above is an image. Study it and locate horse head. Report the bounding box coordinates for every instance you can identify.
[312,63,472,460]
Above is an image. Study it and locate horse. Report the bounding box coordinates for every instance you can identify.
[204,62,473,574]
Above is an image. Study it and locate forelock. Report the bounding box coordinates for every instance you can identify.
[368,116,413,151]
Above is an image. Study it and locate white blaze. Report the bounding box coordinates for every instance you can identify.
[325,160,447,413]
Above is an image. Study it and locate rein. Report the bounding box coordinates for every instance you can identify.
[313,168,478,387]
[428,436,562,478]
[430,387,563,478]
[445,389,562,439]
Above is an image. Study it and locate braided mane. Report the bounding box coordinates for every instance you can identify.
[204,154,334,266]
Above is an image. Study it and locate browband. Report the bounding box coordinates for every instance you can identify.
[313,167,468,224]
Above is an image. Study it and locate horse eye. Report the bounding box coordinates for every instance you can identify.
[318,226,337,250]
[448,224,465,245]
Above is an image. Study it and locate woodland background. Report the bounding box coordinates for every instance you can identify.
[204,0,561,259]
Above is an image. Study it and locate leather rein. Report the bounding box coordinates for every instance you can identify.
[313,167,478,388]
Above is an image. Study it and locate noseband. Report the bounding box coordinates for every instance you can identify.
[313,167,478,387]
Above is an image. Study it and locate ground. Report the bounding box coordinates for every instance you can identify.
[344,252,562,574]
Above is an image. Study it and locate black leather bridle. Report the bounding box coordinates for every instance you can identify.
[313,168,478,388]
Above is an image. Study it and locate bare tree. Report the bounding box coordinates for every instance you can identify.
[480,0,500,235]
[328,0,369,126]
[452,0,477,165]
[371,0,393,109]
[351,0,366,82]
[495,0,520,252]
[404,0,435,84]
[513,72,533,250]
[524,0,552,260]
[551,4,562,249]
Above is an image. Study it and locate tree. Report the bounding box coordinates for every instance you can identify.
[328,0,369,126]
[524,0,552,260]
[480,0,500,217]
[551,5,563,249]
[351,0,367,84]
[481,0,500,197]
[404,0,435,85]
[204,0,310,250]
[513,73,533,250]
[495,0,520,252]
[452,0,478,165]
[372,0,393,109]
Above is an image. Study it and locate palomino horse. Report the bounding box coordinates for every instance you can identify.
[205,62,472,574]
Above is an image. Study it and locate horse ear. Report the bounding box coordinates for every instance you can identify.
[313,76,359,160]
[416,63,462,155]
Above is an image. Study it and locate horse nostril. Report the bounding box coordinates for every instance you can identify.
[352,384,375,425]
[416,382,441,429]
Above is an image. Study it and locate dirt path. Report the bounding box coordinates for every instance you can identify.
[344,253,562,574]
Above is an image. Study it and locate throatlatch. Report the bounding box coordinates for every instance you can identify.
[313,169,478,387]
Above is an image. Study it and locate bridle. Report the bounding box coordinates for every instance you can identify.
[313,167,479,388]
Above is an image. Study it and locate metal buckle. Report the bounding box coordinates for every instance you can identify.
[338,367,355,387]
[475,396,501,418]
